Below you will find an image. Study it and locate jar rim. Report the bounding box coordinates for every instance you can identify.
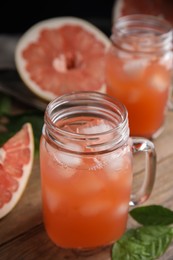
[111,14,173,54]
[44,91,130,154]
[113,14,172,34]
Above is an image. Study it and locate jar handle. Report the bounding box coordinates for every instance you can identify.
[130,137,156,206]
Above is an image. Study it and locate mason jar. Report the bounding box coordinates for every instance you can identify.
[40,91,156,251]
[106,14,173,138]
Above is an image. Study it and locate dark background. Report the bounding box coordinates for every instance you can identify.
[0,0,116,36]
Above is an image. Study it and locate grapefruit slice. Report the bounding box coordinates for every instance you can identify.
[112,0,173,24]
[0,123,34,219]
[15,17,111,102]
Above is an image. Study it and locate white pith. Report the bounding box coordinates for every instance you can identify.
[112,0,124,23]
[15,17,111,102]
[0,123,34,219]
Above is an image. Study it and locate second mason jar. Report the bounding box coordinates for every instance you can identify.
[106,14,173,138]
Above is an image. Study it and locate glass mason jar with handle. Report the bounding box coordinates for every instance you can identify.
[106,14,173,139]
[39,91,156,251]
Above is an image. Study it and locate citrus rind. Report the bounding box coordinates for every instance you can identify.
[15,17,111,102]
[0,123,34,219]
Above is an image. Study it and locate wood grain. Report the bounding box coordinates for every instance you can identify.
[0,111,173,260]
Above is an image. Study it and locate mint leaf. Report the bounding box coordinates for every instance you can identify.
[112,226,173,260]
[130,205,173,225]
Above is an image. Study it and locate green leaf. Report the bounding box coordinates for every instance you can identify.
[112,226,173,260]
[0,94,12,115]
[130,205,173,225]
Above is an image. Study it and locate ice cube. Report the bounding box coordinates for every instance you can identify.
[80,199,112,216]
[128,89,141,103]
[105,147,125,167]
[58,167,76,178]
[159,52,173,70]
[103,148,132,180]
[114,203,129,217]
[149,74,167,92]
[121,43,134,52]
[123,59,149,76]
[56,153,81,168]
[75,173,104,195]
[46,142,81,178]
[77,118,112,134]
[105,156,124,178]
[65,142,82,152]
[50,142,82,168]
[45,187,61,213]
[117,50,132,59]
[89,158,105,171]
[78,121,112,135]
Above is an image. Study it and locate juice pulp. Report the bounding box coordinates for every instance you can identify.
[40,118,133,249]
[106,50,172,138]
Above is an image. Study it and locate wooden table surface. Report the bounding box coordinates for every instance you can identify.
[0,109,173,260]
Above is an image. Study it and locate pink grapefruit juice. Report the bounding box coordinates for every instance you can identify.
[106,52,172,138]
[40,120,133,249]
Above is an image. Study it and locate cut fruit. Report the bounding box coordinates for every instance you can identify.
[15,17,111,102]
[0,123,34,219]
[112,0,173,24]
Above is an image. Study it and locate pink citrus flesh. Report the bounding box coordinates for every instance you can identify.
[15,17,111,101]
[0,123,34,219]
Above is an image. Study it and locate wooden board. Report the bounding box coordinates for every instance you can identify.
[0,111,173,260]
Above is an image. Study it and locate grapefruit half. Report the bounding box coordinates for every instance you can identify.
[112,0,173,24]
[0,123,34,219]
[15,17,111,102]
